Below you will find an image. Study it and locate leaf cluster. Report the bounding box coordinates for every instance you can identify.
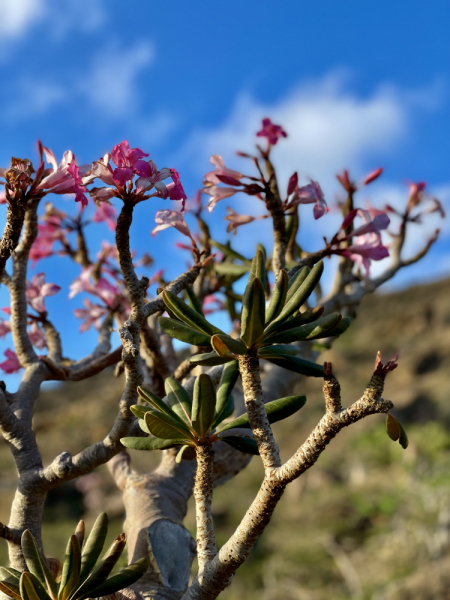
[0,514,147,600]
[121,363,307,459]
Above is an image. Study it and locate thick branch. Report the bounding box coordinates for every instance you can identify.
[194,442,217,576]
[238,354,281,472]
[0,202,27,281]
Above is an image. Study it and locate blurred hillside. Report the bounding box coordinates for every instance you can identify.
[1,278,450,599]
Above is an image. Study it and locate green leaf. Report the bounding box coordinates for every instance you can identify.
[211,334,247,356]
[158,317,212,346]
[246,249,266,287]
[265,270,288,324]
[138,418,150,434]
[0,568,21,584]
[221,436,260,455]
[164,377,193,425]
[214,263,250,278]
[137,387,188,426]
[162,290,222,335]
[73,535,126,600]
[261,354,325,377]
[192,374,216,437]
[120,437,182,451]
[266,306,325,336]
[175,444,196,463]
[399,423,409,449]
[216,395,307,433]
[74,521,85,550]
[262,313,342,345]
[0,580,21,600]
[85,558,148,598]
[287,265,309,294]
[21,530,58,600]
[79,513,108,585]
[145,411,195,441]
[190,352,236,366]
[59,535,81,600]
[184,285,204,315]
[325,316,352,337]
[20,573,44,600]
[210,240,249,262]
[212,360,239,428]
[241,277,265,348]
[258,344,299,357]
[269,261,324,327]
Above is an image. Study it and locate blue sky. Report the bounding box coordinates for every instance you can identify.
[0,0,449,386]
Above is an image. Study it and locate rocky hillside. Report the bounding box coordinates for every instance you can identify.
[1,278,450,599]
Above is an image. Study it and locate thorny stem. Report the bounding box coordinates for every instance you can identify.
[238,353,281,472]
[194,442,217,577]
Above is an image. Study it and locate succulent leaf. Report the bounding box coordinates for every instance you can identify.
[85,557,148,598]
[211,334,247,357]
[241,277,265,348]
[0,580,21,600]
[175,444,196,463]
[262,313,341,346]
[212,360,239,428]
[120,437,182,451]
[144,411,195,441]
[138,386,188,426]
[260,353,325,377]
[158,317,212,346]
[79,513,108,585]
[58,535,81,600]
[19,573,44,600]
[164,378,193,425]
[210,240,249,262]
[21,531,58,600]
[192,375,216,437]
[162,291,222,335]
[221,436,260,455]
[190,352,236,366]
[214,263,250,278]
[265,270,288,324]
[216,395,307,433]
[184,285,204,315]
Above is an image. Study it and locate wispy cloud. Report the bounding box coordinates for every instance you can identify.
[0,0,45,38]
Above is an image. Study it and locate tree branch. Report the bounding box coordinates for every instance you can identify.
[194,442,217,577]
[238,354,281,472]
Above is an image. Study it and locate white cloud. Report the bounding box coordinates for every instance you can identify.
[77,41,155,118]
[0,0,44,37]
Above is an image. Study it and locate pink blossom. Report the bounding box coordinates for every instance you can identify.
[93,202,117,231]
[225,208,267,234]
[111,140,150,186]
[363,167,383,186]
[0,319,11,338]
[203,186,238,212]
[83,156,116,187]
[28,321,47,349]
[340,208,390,239]
[69,267,118,307]
[29,216,66,264]
[256,118,287,145]
[336,170,354,193]
[74,299,109,332]
[152,209,192,238]
[38,148,88,207]
[0,190,7,204]
[0,349,22,374]
[407,181,426,208]
[341,234,389,275]
[89,187,116,205]
[293,181,329,219]
[26,273,61,313]
[204,155,244,185]
[135,161,171,193]
[202,295,226,315]
[166,169,187,204]
[287,172,298,196]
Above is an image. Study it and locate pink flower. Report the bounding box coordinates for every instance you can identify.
[0,349,22,374]
[166,169,187,204]
[135,161,171,194]
[256,118,287,145]
[293,181,329,219]
[204,155,244,185]
[341,234,389,275]
[37,147,88,207]
[26,273,61,313]
[287,172,298,196]
[74,298,109,332]
[84,156,116,187]
[202,295,226,315]
[0,319,11,338]
[340,208,390,239]
[225,208,268,234]
[152,209,192,239]
[363,168,383,186]
[407,181,426,209]
[111,141,150,186]
[28,321,47,350]
[69,267,118,308]
[336,169,354,193]
[93,202,117,231]
[90,187,116,205]
[203,185,238,212]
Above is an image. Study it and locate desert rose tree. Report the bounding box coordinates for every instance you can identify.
[0,121,444,600]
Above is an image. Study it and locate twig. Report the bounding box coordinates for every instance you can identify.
[0,522,21,545]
